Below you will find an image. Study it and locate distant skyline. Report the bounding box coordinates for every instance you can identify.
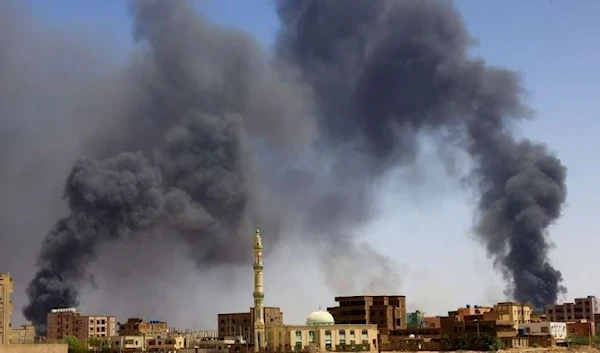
[5,0,600,328]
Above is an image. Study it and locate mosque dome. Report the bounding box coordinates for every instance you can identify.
[306,310,335,326]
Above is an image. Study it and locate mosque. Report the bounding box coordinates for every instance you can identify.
[249,228,379,352]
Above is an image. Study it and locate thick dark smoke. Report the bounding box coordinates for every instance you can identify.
[275,0,567,309]
[14,0,567,332]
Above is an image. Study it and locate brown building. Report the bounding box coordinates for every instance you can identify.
[567,320,595,337]
[46,308,80,341]
[118,318,168,337]
[218,307,283,341]
[327,295,406,343]
[0,274,13,345]
[10,324,35,344]
[46,308,115,342]
[546,296,600,322]
[423,316,441,328]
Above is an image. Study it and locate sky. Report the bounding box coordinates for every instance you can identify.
[7,0,600,328]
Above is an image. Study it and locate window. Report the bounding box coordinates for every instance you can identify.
[295,342,303,350]
[309,331,315,343]
[295,331,302,342]
[361,330,368,340]
[349,330,355,338]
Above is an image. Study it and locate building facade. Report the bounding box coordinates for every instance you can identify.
[10,324,35,344]
[47,308,115,342]
[520,322,567,340]
[492,302,532,329]
[76,315,116,340]
[266,310,379,352]
[546,296,600,322]
[46,308,80,341]
[567,321,595,337]
[327,295,406,343]
[118,318,168,337]
[0,274,13,345]
[423,316,441,328]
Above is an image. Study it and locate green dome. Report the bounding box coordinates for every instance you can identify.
[306,310,335,326]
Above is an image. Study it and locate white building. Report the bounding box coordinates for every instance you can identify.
[520,322,567,340]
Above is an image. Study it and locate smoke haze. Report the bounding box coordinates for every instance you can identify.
[0,0,566,332]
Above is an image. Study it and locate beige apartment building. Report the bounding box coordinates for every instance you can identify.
[10,324,35,344]
[46,308,115,342]
[491,302,532,329]
[546,296,600,322]
[0,274,13,345]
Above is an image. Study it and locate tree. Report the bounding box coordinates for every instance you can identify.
[64,335,88,353]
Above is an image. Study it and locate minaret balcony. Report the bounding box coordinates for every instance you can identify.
[253,292,264,299]
[253,264,264,270]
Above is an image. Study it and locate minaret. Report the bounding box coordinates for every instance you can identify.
[253,228,266,352]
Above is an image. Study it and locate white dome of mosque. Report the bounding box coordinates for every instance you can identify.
[306,310,335,326]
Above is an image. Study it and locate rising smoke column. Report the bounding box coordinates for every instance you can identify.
[23,0,315,332]
[22,0,568,331]
[24,153,165,331]
[275,0,567,308]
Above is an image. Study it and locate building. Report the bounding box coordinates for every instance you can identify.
[218,228,379,352]
[217,229,284,349]
[46,308,115,342]
[327,295,406,343]
[423,316,441,328]
[146,336,185,351]
[218,308,283,340]
[118,318,168,337]
[567,320,595,337]
[546,296,600,322]
[492,302,532,329]
[456,305,492,320]
[110,335,146,351]
[406,311,425,329]
[10,324,36,344]
[75,315,116,341]
[46,308,80,341]
[0,274,13,345]
[266,310,379,352]
[520,322,567,340]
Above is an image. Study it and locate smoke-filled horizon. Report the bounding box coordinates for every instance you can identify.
[0,0,566,333]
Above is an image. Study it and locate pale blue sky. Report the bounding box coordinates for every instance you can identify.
[15,0,600,326]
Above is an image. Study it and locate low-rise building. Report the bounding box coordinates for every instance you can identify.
[493,302,532,330]
[110,335,145,351]
[146,336,185,351]
[520,322,567,340]
[10,324,35,344]
[567,320,595,337]
[118,318,168,337]
[218,307,283,341]
[266,310,379,352]
[423,316,441,328]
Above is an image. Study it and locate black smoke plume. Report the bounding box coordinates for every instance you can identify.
[18,0,567,332]
[275,0,567,309]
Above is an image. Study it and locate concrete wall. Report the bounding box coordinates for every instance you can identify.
[0,344,67,353]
